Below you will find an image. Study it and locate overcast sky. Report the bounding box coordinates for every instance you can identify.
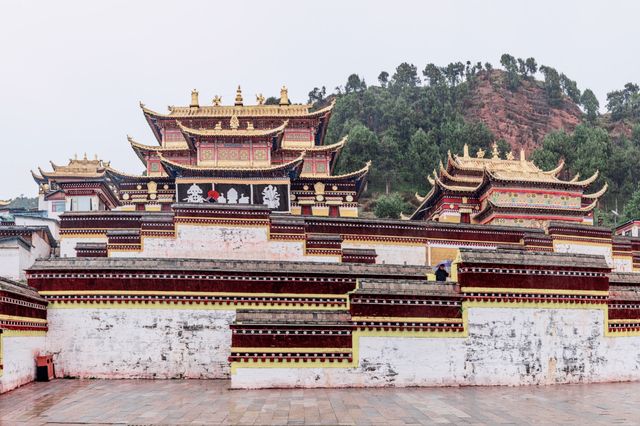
[1,0,639,198]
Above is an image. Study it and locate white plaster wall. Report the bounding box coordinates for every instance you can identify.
[14,216,60,241]
[554,242,613,268]
[342,241,426,266]
[114,225,337,263]
[231,307,640,388]
[613,257,633,272]
[0,335,46,393]
[0,247,21,280]
[45,308,235,379]
[30,232,52,260]
[60,236,107,258]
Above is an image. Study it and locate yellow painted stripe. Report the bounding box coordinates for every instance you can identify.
[0,314,47,323]
[0,330,47,337]
[461,287,608,296]
[608,319,640,324]
[45,301,343,311]
[39,290,348,298]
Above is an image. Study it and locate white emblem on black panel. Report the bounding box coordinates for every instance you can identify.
[262,185,280,209]
[184,184,205,203]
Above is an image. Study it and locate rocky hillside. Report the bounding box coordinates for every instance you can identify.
[463,70,583,154]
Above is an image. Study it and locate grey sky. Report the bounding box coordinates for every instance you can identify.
[1,0,638,198]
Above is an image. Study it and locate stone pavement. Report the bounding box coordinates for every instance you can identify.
[1,379,639,425]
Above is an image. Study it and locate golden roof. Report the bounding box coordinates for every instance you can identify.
[176,120,288,137]
[37,154,110,179]
[447,144,598,187]
[128,136,189,152]
[301,160,371,181]
[281,136,348,152]
[141,98,335,119]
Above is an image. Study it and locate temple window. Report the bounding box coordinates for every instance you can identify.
[70,196,92,211]
[51,201,65,213]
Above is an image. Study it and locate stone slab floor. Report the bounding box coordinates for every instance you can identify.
[1,380,639,425]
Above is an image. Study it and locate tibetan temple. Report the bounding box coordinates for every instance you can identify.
[10,81,640,396]
[31,87,370,218]
[410,143,608,228]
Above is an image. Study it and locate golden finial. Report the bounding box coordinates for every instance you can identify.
[476,148,485,158]
[190,89,199,108]
[491,142,499,159]
[230,114,240,130]
[235,85,243,106]
[520,149,526,162]
[212,95,222,106]
[463,144,469,158]
[506,151,514,161]
[83,152,88,161]
[256,93,265,105]
[279,85,289,106]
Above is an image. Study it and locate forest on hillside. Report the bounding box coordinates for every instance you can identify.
[306,54,640,224]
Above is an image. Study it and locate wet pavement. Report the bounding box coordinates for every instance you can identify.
[1,379,639,425]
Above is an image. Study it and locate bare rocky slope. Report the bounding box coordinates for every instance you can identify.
[463,71,583,154]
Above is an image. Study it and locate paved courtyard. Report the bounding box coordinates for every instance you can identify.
[1,379,639,425]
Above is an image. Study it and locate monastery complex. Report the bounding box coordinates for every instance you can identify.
[1,87,640,393]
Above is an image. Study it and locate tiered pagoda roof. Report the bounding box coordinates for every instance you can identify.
[411,143,607,223]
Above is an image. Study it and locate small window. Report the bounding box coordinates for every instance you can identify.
[51,201,66,212]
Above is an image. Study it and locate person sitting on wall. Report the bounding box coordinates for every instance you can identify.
[435,264,449,282]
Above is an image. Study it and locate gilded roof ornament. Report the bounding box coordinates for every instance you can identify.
[505,151,514,161]
[279,85,289,106]
[230,114,240,130]
[491,142,499,159]
[234,85,243,106]
[463,144,470,158]
[214,121,222,130]
[247,121,254,130]
[256,93,265,105]
[476,148,485,158]
[190,89,199,108]
[212,95,222,106]
[520,149,526,162]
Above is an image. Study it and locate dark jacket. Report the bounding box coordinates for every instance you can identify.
[435,268,449,282]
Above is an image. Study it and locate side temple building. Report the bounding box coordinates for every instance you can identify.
[410,144,607,228]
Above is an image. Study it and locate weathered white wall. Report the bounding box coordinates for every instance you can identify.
[613,257,633,272]
[342,241,426,266]
[0,246,22,280]
[554,241,613,268]
[113,225,337,263]
[231,307,640,388]
[45,308,235,379]
[0,334,46,393]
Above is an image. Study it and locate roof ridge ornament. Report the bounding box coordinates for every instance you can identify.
[491,142,499,159]
[190,89,199,108]
[279,85,289,106]
[212,95,222,106]
[235,85,243,106]
[256,93,265,105]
